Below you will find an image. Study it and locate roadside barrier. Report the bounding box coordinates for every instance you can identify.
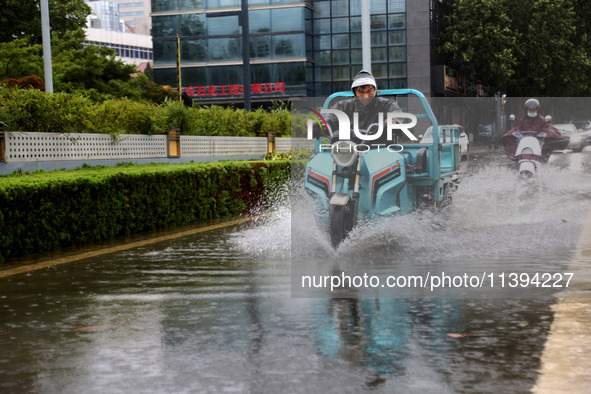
[0,131,312,163]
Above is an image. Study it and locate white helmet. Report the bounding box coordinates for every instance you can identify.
[351,70,377,94]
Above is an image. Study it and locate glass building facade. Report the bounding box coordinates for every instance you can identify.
[151,0,413,103]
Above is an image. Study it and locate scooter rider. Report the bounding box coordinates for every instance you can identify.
[313,70,402,145]
[500,98,568,161]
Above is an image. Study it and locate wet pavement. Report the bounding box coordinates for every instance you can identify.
[2,148,591,393]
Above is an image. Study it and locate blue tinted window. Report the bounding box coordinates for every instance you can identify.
[389,30,406,45]
[271,8,304,31]
[333,66,350,81]
[372,65,388,79]
[332,0,349,17]
[316,51,331,65]
[389,0,405,12]
[371,0,386,13]
[207,15,239,35]
[371,48,387,62]
[371,31,386,46]
[209,38,241,60]
[350,33,361,48]
[314,1,331,18]
[332,18,348,33]
[388,13,405,29]
[251,63,272,83]
[350,49,362,64]
[332,34,349,49]
[209,65,242,84]
[314,19,330,34]
[317,35,331,50]
[332,50,349,65]
[250,36,272,58]
[182,40,208,61]
[350,0,361,16]
[250,9,270,33]
[179,0,205,10]
[276,62,306,85]
[350,16,361,32]
[371,15,386,29]
[181,13,206,36]
[389,46,406,61]
[389,63,407,77]
[152,15,179,39]
[183,67,207,85]
[152,0,179,12]
[273,34,304,57]
[206,0,240,8]
[390,79,407,89]
[153,41,177,65]
[154,68,177,85]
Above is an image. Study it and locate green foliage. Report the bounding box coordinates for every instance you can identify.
[264,148,312,161]
[53,35,139,100]
[0,29,171,102]
[440,0,516,92]
[0,38,43,80]
[0,89,291,137]
[89,99,167,135]
[0,0,91,45]
[440,0,591,96]
[0,87,293,136]
[0,161,291,262]
[133,73,179,104]
[0,88,95,133]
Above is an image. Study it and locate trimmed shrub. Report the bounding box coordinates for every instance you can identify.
[0,160,290,262]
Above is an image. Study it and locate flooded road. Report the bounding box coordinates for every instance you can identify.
[2,150,591,393]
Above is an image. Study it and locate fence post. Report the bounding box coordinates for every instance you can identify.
[168,129,181,158]
[0,123,5,162]
[267,132,276,154]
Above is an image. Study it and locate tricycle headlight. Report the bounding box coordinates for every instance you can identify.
[331,141,358,167]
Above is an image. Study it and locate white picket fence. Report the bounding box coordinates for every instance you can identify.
[0,132,313,163]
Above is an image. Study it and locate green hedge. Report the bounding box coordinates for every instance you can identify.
[0,160,290,263]
[0,87,297,137]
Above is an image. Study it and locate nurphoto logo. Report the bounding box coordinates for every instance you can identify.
[306,109,419,142]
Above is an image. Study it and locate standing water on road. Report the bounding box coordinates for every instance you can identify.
[1,159,591,392]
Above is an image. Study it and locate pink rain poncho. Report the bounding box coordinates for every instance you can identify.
[500,115,569,162]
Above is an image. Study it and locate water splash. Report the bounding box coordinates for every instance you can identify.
[231,161,591,266]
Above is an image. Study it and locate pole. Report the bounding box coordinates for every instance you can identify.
[241,0,251,111]
[177,34,181,101]
[495,91,501,150]
[40,0,53,93]
[361,0,371,73]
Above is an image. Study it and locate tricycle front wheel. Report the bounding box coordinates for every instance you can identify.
[329,203,356,248]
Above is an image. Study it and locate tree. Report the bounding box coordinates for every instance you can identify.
[439,0,517,93]
[439,0,591,96]
[0,30,179,103]
[0,0,91,45]
[51,30,139,100]
[0,38,43,79]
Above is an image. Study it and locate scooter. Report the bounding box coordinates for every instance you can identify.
[512,131,546,178]
[304,89,460,247]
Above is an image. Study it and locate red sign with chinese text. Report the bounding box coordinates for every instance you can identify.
[183,82,285,97]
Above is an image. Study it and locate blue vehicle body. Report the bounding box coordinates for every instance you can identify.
[304,89,460,247]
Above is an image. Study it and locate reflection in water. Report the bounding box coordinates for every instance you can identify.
[0,229,558,392]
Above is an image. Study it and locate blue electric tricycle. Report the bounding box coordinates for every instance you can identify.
[304,89,461,247]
